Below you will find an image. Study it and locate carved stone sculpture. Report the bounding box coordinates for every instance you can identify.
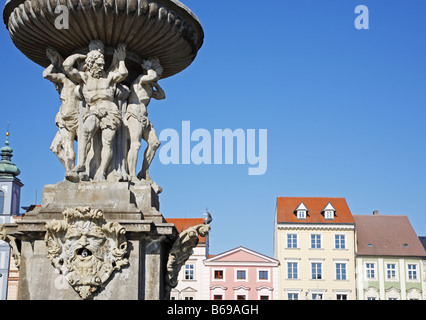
[125,57,165,192]
[43,47,80,175]
[45,207,129,299]
[64,40,128,182]
[165,221,211,291]
[0,224,20,268]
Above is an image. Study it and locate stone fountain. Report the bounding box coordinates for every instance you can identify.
[0,0,210,300]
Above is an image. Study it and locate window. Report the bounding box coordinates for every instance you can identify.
[335,234,346,249]
[184,296,194,300]
[366,263,375,279]
[0,190,4,214]
[287,234,298,248]
[260,296,269,300]
[214,270,224,280]
[312,293,323,300]
[287,262,298,279]
[213,295,223,300]
[237,295,246,300]
[311,262,322,280]
[325,210,334,220]
[386,264,397,280]
[259,270,268,280]
[322,202,336,220]
[297,210,306,220]
[184,264,194,280]
[311,234,321,249]
[288,293,299,300]
[295,202,308,219]
[236,270,246,280]
[407,264,417,280]
[336,263,347,280]
[336,294,347,300]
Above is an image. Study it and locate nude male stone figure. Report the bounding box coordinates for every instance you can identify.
[125,57,165,193]
[63,40,128,182]
[43,47,80,175]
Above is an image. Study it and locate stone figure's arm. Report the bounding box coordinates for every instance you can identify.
[139,69,158,85]
[152,82,166,100]
[43,64,65,83]
[110,44,128,83]
[63,54,86,83]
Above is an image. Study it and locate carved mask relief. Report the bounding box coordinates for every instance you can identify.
[45,207,128,299]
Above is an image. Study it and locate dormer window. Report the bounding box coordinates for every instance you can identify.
[322,202,336,220]
[295,202,308,220]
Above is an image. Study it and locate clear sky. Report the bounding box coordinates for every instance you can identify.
[1,0,426,257]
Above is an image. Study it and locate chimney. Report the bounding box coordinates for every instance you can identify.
[373,210,379,216]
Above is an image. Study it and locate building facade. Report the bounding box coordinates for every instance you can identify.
[167,218,209,300]
[354,213,426,300]
[274,197,356,300]
[203,246,279,300]
[0,133,23,300]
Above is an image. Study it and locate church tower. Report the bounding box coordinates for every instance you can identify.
[0,130,23,299]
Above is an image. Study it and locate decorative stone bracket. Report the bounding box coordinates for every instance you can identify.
[0,224,21,268]
[165,221,211,291]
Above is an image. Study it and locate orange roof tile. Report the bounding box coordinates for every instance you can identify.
[276,197,355,224]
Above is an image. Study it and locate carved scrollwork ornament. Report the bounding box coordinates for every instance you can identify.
[44,207,128,299]
[0,224,21,268]
[165,223,210,290]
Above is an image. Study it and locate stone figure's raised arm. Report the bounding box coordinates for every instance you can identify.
[63,53,86,83]
[152,82,166,100]
[43,63,65,83]
[109,44,128,83]
[43,47,66,83]
[139,59,159,84]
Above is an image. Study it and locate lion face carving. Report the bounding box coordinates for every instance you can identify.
[45,207,128,299]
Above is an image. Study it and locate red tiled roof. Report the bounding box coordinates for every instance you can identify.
[354,215,426,257]
[276,197,355,224]
[166,218,206,243]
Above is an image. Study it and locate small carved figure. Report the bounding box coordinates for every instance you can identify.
[125,57,165,192]
[63,40,128,182]
[43,47,80,175]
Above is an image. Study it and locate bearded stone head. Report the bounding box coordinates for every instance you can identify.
[85,50,105,78]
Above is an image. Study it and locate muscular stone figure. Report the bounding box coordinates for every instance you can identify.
[125,57,165,192]
[43,47,80,175]
[63,40,128,182]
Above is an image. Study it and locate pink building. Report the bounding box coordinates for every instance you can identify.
[203,247,279,300]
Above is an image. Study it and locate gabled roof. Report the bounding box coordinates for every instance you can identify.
[276,197,354,224]
[204,246,279,265]
[354,215,426,257]
[166,218,206,243]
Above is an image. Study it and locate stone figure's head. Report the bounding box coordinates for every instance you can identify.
[85,50,105,78]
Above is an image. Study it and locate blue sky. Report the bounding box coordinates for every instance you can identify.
[1,0,426,257]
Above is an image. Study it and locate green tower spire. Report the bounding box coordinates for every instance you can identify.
[0,129,21,179]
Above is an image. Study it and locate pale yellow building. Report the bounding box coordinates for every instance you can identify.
[274,197,356,300]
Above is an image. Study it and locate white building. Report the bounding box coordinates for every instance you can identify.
[0,132,23,300]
